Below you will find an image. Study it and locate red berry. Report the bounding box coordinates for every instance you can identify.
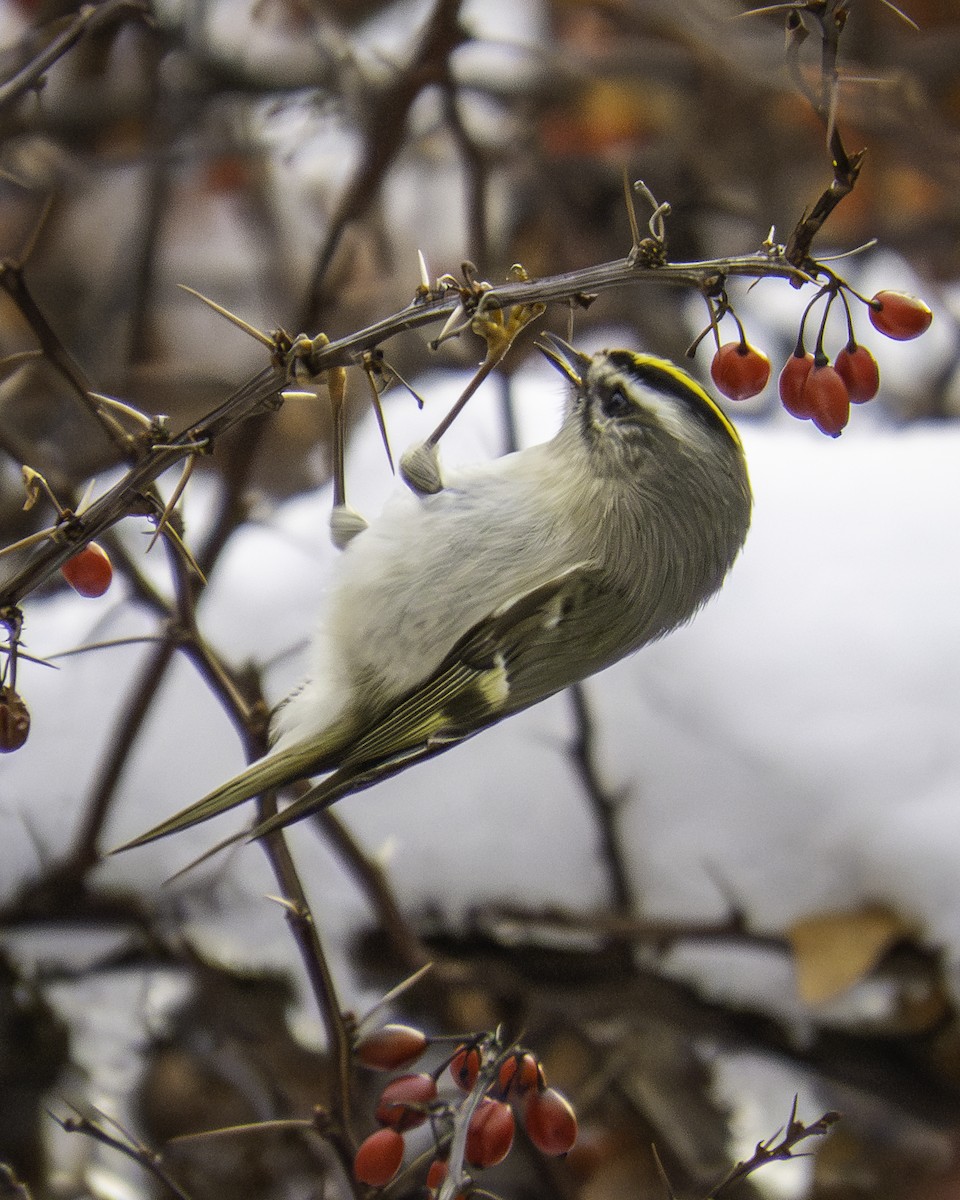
[498,1052,541,1096]
[426,1158,448,1190]
[466,1098,515,1168]
[449,1045,480,1091]
[375,1073,438,1131]
[802,363,850,437]
[356,1024,428,1071]
[524,1087,578,1156]
[868,290,932,341]
[778,352,816,419]
[835,344,880,404]
[0,685,30,753]
[353,1128,404,1186]
[710,341,771,401]
[61,542,112,597]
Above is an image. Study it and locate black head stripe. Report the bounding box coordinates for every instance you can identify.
[606,350,738,444]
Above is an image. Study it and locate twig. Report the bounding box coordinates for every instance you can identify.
[0,256,135,455]
[0,365,282,605]
[0,0,151,112]
[53,1103,192,1200]
[781,1,865,268]
[441,79,490,265]
[300,0,466,320]
[0,1162,31,1200]
[709,1100,840,1197]
[566,682,635,916]
[313,808,433,975]
[258,829,359,1154]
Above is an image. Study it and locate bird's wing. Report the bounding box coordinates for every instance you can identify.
[114,561,601,852]
[246,561,604,839]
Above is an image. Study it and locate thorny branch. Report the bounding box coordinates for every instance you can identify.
[0,246,809,612]
[710,1101,840,1197]
[779,1,866,268]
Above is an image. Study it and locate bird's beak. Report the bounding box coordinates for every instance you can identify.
[536,332,592,387]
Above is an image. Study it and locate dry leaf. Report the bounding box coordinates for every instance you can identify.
[788,905,912,1005]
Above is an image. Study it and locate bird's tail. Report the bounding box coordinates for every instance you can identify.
[111,741,329,852]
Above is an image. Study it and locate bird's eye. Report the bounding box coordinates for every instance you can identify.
[600,387,632,419]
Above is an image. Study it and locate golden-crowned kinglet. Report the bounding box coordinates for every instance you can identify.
[118,336,751,851]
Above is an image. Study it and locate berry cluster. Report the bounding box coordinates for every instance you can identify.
[352,1024,578,1190]
[707,288,933,437]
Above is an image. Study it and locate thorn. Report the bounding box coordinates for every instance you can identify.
[75,477,97,514]
[417,249,431,293]
[20,466,66,517]
[159,829,244,881]
[0,524,58,558]
[649,1144,676,1200]
[360,360,395,472]
[146,456,196,553]
[0,348,43,374]
[160,522,207,585]
[280,389,320,402]
[178,285,276,348]
[373,358,426,410]
[817,237,877,261]
[88,391,155,431]
[876,0,919,30]
[355,963,434,1036]
[431,302,469,349]
[17,193,55,267]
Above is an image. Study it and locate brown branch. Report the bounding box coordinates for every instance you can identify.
[0,365,284,606]
[782,1,866,268]
[566,682,635,917]
[53,1105,192,1200]
[313,808,433,976]
[70,625,181,876]
[0,1163,32,1200]
[0,0,152,113]
[0,259,136,455]
[710,1101,840,1198]
[441,79,491,266]
[257,822,359,1153]
[300,0,465,320]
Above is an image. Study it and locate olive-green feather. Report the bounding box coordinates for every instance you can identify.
[112,564,596,852]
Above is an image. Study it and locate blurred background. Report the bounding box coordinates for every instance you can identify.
[1,1,960,1198]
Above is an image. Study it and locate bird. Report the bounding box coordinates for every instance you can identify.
[115,335,751,852]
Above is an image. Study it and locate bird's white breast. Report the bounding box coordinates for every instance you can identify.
[327,443,588,697]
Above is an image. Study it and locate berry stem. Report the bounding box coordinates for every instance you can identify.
[836,285,858,352]
[795,284,830,356]
[812,288,838,365]
[729,305,749,350]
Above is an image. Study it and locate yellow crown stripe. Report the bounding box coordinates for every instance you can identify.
[633,355,743,449]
